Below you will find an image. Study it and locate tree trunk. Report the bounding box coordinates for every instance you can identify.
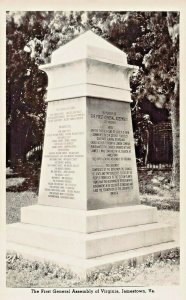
[170,90,179,191]
[166,12,180,192]
[144,129,149,166]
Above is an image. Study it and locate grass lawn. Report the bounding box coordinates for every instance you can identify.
[6,191,37,224]
[6,176,180,287]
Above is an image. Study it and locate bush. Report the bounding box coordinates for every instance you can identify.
[7,160,41,193]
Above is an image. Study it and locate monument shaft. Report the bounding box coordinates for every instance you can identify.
[38,31,139,210]
[39,97,139,209]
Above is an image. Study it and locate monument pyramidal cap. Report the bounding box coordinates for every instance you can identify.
[7,30,178,279]
[44,30,132,67]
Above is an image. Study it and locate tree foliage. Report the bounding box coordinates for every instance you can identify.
[6,12,51,165]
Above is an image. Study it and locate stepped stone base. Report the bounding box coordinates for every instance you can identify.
[7,241,178,279]
[6,204,176,278]
[7,222,173,259]
[21,204,158,233]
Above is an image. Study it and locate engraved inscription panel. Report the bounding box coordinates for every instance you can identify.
[38,98,87,209]
[87,97,139,209]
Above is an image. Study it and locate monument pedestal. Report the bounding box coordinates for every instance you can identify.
[7,203,176,278]
[7,31,177,279]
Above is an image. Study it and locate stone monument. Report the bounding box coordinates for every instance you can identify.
[7,31,177,278]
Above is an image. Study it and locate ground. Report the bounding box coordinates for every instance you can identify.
[6,170,180,287]
[6,249,179,287]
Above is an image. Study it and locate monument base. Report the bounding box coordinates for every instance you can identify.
[7,241,178,279]
[6,204,177,278]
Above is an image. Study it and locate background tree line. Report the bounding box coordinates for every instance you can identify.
[6,11,179,189]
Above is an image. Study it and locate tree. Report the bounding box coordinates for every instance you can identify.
[6,12,53,166]
[130,12,179,188]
